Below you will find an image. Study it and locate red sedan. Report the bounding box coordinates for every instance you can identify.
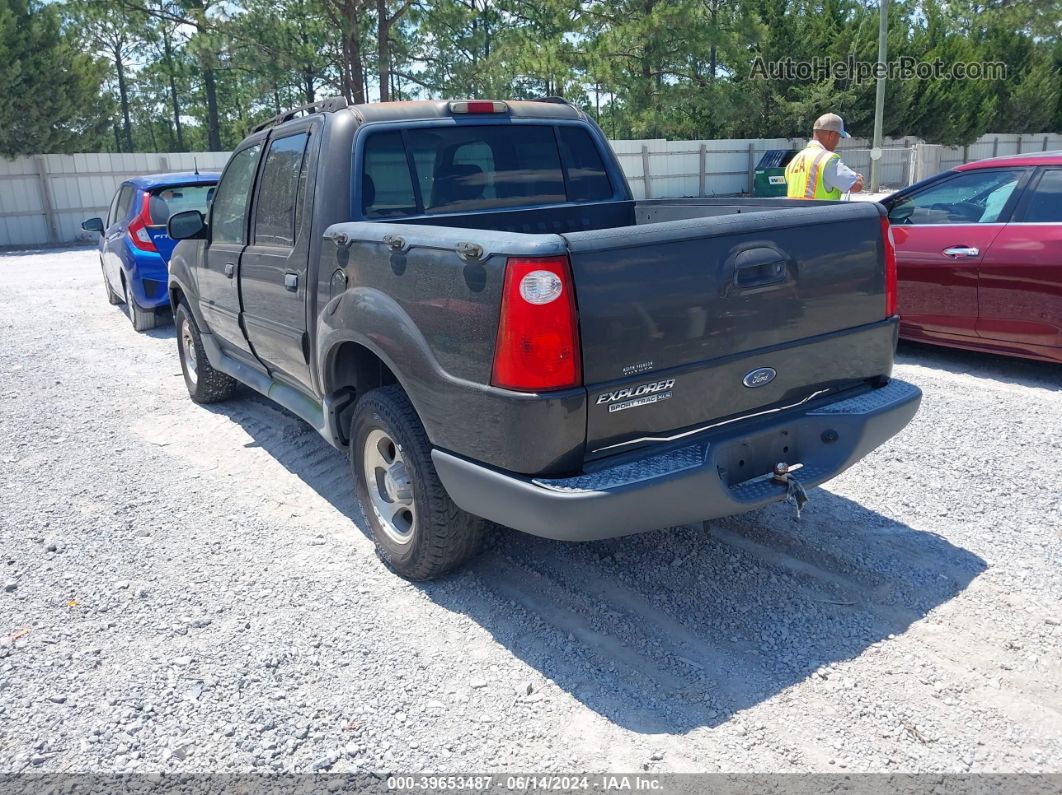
[881,152,1062,364]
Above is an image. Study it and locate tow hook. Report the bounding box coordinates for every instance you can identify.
[773,462,809,519]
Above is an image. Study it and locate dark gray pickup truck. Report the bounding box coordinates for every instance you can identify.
[167,96,921,579]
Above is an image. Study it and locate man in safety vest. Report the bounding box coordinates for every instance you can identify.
[785,113,864,199]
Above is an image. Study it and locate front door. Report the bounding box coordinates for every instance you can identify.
[239,125,318,391]
[887,167,1027,338]
[199,140,264,357]
[977,167,1062,350]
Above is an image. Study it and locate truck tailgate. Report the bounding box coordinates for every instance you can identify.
[562,201,894,458]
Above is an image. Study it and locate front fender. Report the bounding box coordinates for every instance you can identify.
[167,240,208,329]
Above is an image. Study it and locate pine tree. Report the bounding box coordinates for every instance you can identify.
[0,0,109,156]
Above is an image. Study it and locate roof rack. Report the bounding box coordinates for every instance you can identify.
[251,96,351,134]
[530,96,571,105]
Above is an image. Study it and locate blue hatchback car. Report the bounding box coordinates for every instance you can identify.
[83,172,219,331]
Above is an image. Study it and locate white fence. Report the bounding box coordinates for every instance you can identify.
[611,136,922,199]
[611,132,1061,200]
[0,152,230,248]
[2,131,1059,248]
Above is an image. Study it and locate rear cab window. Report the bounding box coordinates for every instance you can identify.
[361,124,614,218]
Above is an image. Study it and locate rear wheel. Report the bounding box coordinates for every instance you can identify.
[351,385,485,580]
[175,302,237,404]
[122,277,157,332]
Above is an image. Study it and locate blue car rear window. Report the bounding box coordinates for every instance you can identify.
[148,185,216,226]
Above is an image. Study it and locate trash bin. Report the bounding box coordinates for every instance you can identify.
[753,149,799,197]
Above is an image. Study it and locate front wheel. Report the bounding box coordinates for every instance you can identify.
[351,385,485,580]
[175,302,238,404]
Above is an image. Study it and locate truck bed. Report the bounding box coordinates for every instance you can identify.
[323,198,891,472]
[376,196,839,235]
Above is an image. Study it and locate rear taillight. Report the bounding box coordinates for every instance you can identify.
[127,193,158,252]
[491,255,580,391]
[881,215,897,317]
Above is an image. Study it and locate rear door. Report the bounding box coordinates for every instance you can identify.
[239,124,318,390]
[200,139,265,357]
[103,184,135,292]
[977,167,1062,349]
[886,167,1027,338]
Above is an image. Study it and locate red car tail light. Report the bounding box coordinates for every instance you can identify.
[127,192,158,253]
[881,215,897,317]
[491,255,581,391]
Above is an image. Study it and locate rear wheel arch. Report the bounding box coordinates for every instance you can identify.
[169,283,185,315]
[324,340,400,442]
[167,277,208,331]
[324,339,401,395]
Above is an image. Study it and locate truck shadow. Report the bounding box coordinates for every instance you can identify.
[208,393,986,735]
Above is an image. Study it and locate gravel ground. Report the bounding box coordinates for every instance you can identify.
[1,247,1059,775]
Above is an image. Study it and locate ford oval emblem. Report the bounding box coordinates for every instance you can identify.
[743,367,776,388]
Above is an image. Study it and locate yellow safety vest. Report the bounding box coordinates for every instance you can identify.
[785,142,842,200]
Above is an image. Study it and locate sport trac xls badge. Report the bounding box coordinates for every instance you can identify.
[596,379,675,413]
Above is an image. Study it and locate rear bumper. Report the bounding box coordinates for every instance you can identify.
[432,378,921,541]
[126,244,170,309]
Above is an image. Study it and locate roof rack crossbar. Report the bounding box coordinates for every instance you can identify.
[251,96,351,134]
[529,96,571,105]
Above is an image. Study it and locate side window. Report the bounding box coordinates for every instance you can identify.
[889,169,1023,225]
[211,144,262,244]
[106,189,121,227]
[557,127,613,202]
[363,131,417,217]
[1021,169,1062,223]
[114,185,136,224]
[254,132,309,247]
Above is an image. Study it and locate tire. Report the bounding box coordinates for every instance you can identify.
[351,385,485,580]
[102,263,120,305]
[175,302,238,404]
[122,277,157,332]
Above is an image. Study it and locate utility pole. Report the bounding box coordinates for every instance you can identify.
[870,0,889,192]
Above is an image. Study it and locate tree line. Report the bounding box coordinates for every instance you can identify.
[1,0,1058,157]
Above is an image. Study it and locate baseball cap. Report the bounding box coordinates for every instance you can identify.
[813,113,850,138]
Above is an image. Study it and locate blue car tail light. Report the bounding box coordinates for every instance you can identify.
[128,193,159,253]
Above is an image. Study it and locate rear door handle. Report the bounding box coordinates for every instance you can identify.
[943,246,979,258]
[224,262,235,278]
[284,273,298,291]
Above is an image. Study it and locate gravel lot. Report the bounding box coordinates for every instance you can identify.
[1,247,1060,775]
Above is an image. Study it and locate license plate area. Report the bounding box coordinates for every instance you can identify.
[717,427,799,486]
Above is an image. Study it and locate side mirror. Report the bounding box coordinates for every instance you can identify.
[168,210,207,241]
[82,217,104,234]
